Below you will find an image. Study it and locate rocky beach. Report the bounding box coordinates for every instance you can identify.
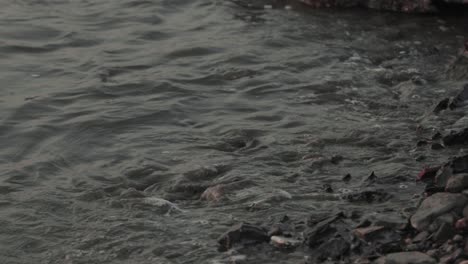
[214,39,468,263]
[1,1,467,263]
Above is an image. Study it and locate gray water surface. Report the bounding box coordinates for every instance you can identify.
[1,1,467,263]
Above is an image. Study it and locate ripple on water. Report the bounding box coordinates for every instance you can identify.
[0,0,467,263]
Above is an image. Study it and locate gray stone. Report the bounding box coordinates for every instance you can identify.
[430,213,456,232]
[412,231,429,243]
[446,174,468,193]
[439,248,463,264]
[435,213,456,225]
[435,166,453,188]
[433,222,455,242]
[410,193,467,231]
[426,249,438,258]
[375,251,436,264]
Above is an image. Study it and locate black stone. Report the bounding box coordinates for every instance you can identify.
[217,223,269,251]
[443,128,468,146]
[362,171,378,186]
[417,140,429,147]
[342,173,352,182]
[451,154,468,174]
[431,143,444,150]
[433,98,450,114]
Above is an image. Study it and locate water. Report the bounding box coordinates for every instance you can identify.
[0,1,467,263]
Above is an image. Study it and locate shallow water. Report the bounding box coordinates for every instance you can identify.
[0,1,467,263]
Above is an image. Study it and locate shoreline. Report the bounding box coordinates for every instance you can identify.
[215,44,468,263]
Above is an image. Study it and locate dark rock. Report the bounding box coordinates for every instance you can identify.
[267,225,282,237]
[119,188,146,199]
[451,155,468,174]
[432,132,442,140]
[434,98,450,114]
[464,237,468,255]
[449,84,468,110]
[217,223,269,251]
[424,184,446,195]
[330,155,344,164]
[443,128,468,146]
[445,173,468,193]
[343,173,352,182]
[412,231,430,244]
[375,251,436,264]
[447,49,468,80]
[410,192,467,231]
[431,143,444,150]
[363,171,377,185]
[315,236,350,261]
[406,243,423,251]
[433,222,456,242]
[356,218,372,228]
[418,166,440,181]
